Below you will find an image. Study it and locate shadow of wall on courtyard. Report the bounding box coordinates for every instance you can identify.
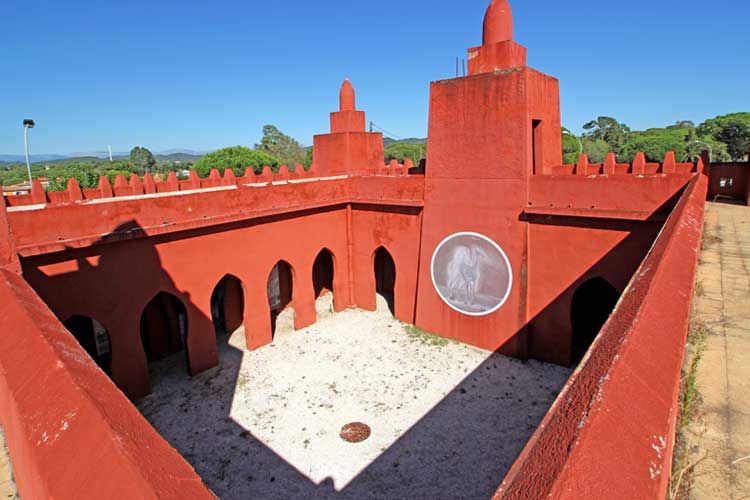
[128,213,671,500]
[17,190,677,499]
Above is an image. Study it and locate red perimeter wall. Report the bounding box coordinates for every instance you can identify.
[0,268,214,499]
[14,175,425,399]
[495,174,708,500]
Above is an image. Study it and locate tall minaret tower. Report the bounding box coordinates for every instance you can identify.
[414,0,562,354]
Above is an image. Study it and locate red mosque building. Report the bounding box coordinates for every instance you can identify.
[0,1,725,498]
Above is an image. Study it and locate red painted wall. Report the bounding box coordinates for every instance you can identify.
[707,161,749,204]
[0,269,214,499]
[16,181,424,400]
[495,174,708,500]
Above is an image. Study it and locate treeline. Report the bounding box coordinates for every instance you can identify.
[0,125,314,192]
[2,112,747,192]
[562,112,750,165]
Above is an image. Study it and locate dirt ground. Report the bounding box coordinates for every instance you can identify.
[137,294,571,500]
[0,426,17,499]
[680,202,750,500]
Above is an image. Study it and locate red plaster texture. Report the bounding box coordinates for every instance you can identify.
[0,1,715,497]
[0,268,213,499]
[12,174,425,399]
[414,56,563,355]
[483,0,513,44]
[469,0,526,75]
[0,202,20,274]
[350,205,423,323]
[494,174,708,500]
[314,80,384,176]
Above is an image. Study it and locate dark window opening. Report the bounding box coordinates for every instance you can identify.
[63,315,112,375]
[532,119,543,175]
[211,275,245,339]
[374,247,396,316]
[268,261,294,336]
[312,249,335,299]
[140,292,189,373]
[570,277,620,365]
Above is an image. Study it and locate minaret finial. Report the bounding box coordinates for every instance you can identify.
[483,0,514,45]
[340,79,356,111]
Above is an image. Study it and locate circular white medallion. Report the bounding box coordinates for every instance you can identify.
[431,232,513,316]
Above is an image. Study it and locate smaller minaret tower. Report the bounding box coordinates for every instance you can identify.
[330,79,366,133]
[312,80,385,176]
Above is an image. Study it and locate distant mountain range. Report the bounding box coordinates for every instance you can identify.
[384,137,427,147]
[0,140,427,165]
[0,148,210,165]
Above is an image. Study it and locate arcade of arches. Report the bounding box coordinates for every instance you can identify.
[59,247,625,391]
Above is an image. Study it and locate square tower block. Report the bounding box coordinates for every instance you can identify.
[414,66,562,353]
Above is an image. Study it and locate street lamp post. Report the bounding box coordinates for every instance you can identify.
[563,129,583,155]
[23,119,35,186]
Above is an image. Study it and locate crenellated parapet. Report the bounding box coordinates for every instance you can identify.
[545,151,704,176]
[3,161,426,212]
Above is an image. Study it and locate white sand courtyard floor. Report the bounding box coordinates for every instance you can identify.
[137,295,572,500]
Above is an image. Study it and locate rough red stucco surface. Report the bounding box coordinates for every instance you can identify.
[0,1,716,498]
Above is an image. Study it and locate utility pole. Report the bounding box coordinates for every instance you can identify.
[23,119,35,186]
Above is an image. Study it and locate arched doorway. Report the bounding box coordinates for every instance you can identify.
[140,292,189,373]
[211,275,245,338]
[63,315,112,375]
[312,249,334,298]
[570,277,620,365]
[374,247,396,315]
[313,249,335,318]
[267,261,294,336]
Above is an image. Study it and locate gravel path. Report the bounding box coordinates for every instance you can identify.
[138,294,571,500]
[684,202,750,500]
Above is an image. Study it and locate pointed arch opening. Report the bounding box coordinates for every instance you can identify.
[63,315,112,376]
[374,247,396,316]
[140,292,189,375]
[312,249,335,299]
[267,261,294,337]
[211,274,245,340]
[570,277,620,365]
[312,249,335,318]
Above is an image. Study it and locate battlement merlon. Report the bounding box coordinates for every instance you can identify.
[0,202,20,274]
[6,174,426,257]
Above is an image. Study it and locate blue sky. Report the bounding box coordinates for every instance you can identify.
[1,0,748,155]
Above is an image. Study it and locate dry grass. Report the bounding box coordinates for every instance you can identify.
[668,320,710,499]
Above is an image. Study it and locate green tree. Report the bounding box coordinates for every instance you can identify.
[255,125,307,167]
[193,146,281,177]
[303,148,313,170]
[562,128,582,164]
[582,116,631,155]
[618,135,686,163]
[667,120,695,130]
[697,113,750,161]
[581,138,611,163]
[384,143,426,164]
[130,146,156,173]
